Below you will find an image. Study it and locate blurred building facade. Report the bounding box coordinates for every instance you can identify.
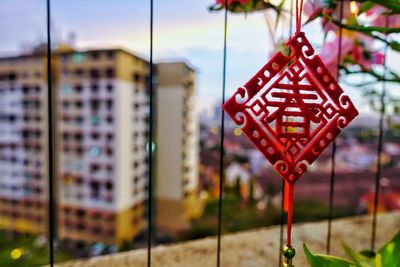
[156,62,201,234]
[0,46,200,245]
[0,53,49,234]
[57,48,149,244]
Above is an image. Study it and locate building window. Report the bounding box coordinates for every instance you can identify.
[90,181,100,191]
[74,100,83,109]
[75,116,84,125]
[90,132,100,140]
[8,72,17,81]
[89,68,100,79]
[74,132,83,142]
[90,164,100,173]
[106,116,113,124]
[90,99,100,110]
[91,83,99,93]
[106,133,114,142]
[133,73,140,82]
[89,146,101,158]
[22,85,30,94]
[106,165,113,173]
[64,207,71,215]
[75,69,84,77]
[106,84,113,93]
[133,161,139,169]
[105,147,113,156]
[76,209,86,218]
[106,99,113,110]
[62,101,70,109]
[74,84,83,93]
[75,146,84,155]
[91,115,101,126]
[105,68,114,78]
[106,51,114,59]
[62,115,70,123]
[105,181,113,191]
[91,52,99,60]
[77,222,86,231]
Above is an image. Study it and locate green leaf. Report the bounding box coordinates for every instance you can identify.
[389,40,400,52]
[208,4,223,12]
[332,19,400,34]
[359,250,376,258]
[375,231,400,267]
[303,244,360,267]
[342,243,375,267]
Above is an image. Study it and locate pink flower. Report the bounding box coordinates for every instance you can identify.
[349,44,368,67]
[367,6,400,27]
[353,49,385,69]
[371,52,384,65]
[304,0,326,17]
[304,0,357,33]
[372,14,400,28]
[319,36,352,75]
[366,6,385,16]
[319,30,385,73]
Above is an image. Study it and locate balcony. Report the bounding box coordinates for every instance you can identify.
[56,211,400,267]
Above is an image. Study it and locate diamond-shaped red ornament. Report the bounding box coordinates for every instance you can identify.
[223,31,359,185]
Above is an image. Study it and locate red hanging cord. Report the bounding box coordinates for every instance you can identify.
[284,0,304,248]
[295,0,304,33]
[284,182,294,246]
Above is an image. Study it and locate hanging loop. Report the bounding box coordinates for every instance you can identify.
[295,0,305,33]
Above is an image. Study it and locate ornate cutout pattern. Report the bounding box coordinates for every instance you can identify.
[223,31,359,184]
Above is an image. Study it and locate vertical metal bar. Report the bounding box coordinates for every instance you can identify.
[46,0,55,265]
[278,181,285,266]
[371,17,389,252]
[326,141,336,254]
[217,1,228,266]
[147,0,154,265]
[326,0,343,255]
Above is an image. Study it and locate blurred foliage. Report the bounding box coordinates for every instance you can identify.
[294,200,353,223]
[209,0,284,14]
[304,231,400,267]
[180,189,281,240]
[0,231,72,267]
[181,186,354,240]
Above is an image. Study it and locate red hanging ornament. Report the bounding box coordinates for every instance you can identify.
[222,0,358,265]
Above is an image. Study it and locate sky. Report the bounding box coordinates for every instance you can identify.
[0,0,396,117]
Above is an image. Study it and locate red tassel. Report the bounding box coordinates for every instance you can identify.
[285,183,294,246]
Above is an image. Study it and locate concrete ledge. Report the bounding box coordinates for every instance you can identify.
[56,212,400,267]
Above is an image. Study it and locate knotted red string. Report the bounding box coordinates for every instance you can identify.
[283,0,304,248]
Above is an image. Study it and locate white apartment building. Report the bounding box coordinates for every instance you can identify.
[57,48,149,244]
